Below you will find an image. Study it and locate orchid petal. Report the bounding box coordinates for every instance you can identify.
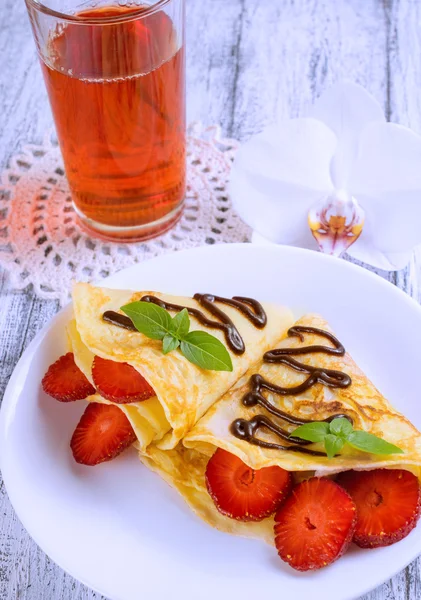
[350,122,421,254]
[230,118,336,244]
[309,82,385,190]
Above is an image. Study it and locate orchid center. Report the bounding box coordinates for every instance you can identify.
[308,191,365,257]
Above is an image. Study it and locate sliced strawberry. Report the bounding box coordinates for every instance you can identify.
[337,469,421,548]
[92,356,155,404]
[205,448,292,521]
[42,352,95,402]
[70,403,137,466]
[274,477,356,571]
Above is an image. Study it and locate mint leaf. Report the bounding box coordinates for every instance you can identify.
[347,431,403,455]
[325,434,345,458]
[121,300,234,371]
[180,331,233,372]
[162,333,180,355]
[121,301,174,340]
[171,308,190,338]
[329,417,353,438]
[291,416,403,459]
[291,422,330,443]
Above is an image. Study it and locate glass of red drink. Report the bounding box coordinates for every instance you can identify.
[25,0,186,242]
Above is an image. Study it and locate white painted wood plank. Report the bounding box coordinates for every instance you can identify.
[186,0,244,132]
[386,0,421,133]
[383,0,421,304]
[0,1,54,169]
[226,0,388,140]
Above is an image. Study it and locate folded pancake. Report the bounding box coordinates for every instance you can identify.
[138,442,275,544]
[138,314,421,542]
[71,283,294,450]
[184,313,421,471]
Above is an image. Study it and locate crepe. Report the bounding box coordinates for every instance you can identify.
[70,283,294,450]
[184,313,421,472]
[138,313,421,542]
[139,443,275,544]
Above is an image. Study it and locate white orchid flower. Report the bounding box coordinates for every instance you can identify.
[230,82,421,270]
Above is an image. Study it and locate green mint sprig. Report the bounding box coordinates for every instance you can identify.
[291,417,403,459]
[120,301,233,372]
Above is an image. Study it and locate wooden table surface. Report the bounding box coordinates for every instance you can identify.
[1,0,421,598]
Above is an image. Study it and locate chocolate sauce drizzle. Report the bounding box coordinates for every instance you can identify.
[230,326,353,455]
[103,311,137,331]
[103,293,267,355]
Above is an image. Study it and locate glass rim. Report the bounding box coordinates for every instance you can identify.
[24,0,172,23]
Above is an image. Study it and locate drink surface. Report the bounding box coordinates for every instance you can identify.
[41,4,186,232]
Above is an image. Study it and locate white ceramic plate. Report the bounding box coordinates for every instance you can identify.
[1,243,421,600]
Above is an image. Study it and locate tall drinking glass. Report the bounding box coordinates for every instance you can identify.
[25,0,186,241]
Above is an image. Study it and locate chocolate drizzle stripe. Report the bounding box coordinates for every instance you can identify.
[102,293,267,355]
[230,326,353,455]
[103,311,137,331]
[231,416,327,456]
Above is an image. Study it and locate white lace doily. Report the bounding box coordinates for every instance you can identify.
[0,124,251,305]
